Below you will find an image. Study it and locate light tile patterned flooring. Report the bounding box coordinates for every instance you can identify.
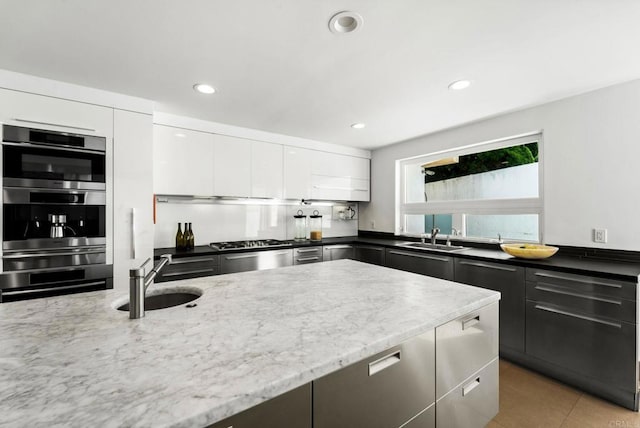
[490,359,640,428]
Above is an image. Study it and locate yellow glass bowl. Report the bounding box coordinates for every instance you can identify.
[500,243,559,259]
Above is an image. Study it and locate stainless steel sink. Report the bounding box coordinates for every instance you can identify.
[116,289,201,312]
[399,242,468,252]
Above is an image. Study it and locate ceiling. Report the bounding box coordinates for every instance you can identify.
[1,1,639,150]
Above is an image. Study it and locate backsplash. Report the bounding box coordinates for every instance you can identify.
[154,202,358,248]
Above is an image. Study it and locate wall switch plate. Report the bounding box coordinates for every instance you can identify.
[594,228,607,243]
[371,220,375,229]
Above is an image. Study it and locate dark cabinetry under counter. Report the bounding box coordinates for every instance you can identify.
[354,244,386,266]
[385,249,454,280]
[453,259,525,354]
[525,268,638,409]
[155,255,219,283]
[220,249,293,274]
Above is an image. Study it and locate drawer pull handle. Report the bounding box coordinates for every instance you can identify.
[535,284,622,305]
[296,257,319,262]
[368,350,401,376]
[388,251,450,262]
[534,304,622,328]
[534,272,622,289]
[462,315,480,330]
[162,268,215,277]
[296,248,320,254]
[325,245,353,250]
[462,377,481,396]
[459,261,517,272]
[171,257,216,265]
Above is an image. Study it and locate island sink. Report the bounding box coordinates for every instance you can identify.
[116,289,201,312]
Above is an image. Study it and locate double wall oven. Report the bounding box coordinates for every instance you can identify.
[0,125,112,302]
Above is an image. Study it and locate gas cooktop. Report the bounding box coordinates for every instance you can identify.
[209,239,293,251]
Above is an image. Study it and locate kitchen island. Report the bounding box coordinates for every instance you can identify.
[0,260,500,427]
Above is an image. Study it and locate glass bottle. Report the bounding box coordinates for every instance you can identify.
[188,223,195,249]
[294,210,307,241]
[309,210,323,241]
[175,223,184,251]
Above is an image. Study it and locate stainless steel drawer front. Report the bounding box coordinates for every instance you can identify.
[313,330,435,428]
[436,359,499,428]
[435,302,499,399]
[221,249,293,274]
[155,255,219,283]
[399,403,435,428]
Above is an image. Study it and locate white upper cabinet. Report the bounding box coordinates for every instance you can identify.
[252,141,283,198]
[0,88,113,138]
[153,125,214,195]
[311,151,370,201]
[212,134,251,197]
[284,146,313,199]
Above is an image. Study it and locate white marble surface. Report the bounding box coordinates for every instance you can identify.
[0,260,499,428]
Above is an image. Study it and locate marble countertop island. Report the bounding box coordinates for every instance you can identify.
[0,260,499,427]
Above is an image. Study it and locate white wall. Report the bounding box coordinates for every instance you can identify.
[360,79,640,251]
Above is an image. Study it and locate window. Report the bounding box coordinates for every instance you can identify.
[397,133,542,242]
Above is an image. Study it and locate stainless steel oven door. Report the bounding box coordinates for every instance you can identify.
[0,264,113,303]
[2,245,106,271]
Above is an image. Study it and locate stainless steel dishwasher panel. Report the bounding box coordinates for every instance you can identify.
[436,302,499,399]
[400,403,435,428]
[220,249,293,274]
[436,358,499,428]
[313,329,435,428]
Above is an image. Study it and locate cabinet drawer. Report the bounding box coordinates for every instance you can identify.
[527,280,635,323]
[323,245,354,261]
[207,383,311,428]
[454,259,525,353]
[526,268,636,301]
[526,300,637,392]
[313,330,435,428]
[436,359,499,428]
[354,245,386,266]
[155,255,219,283]
[436,302,499,399]
[400,403,435,428]
[293,247,323,265]
[220,250,293,274]
[385,249,454,280]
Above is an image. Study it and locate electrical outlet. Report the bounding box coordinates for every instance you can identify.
[594,228,607,243]
[371,220,375,229]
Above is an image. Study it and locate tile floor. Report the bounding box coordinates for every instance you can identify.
[490,359,640,428]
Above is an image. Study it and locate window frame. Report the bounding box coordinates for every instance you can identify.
[395,132,544,242]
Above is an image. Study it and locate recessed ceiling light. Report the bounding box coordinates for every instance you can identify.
[329,11,363,34]
[193,83,216,94]
[448,80,471,91]
[174,133,186,138]
[351,123,366,129]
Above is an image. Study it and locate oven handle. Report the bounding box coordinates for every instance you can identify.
[2,280,106,297]
[2,248,106,259]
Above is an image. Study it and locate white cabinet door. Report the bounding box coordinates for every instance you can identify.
[153,125,214,195]
[212,134,251,197]
[113,110,154,291]
[310,151,370,201]
[284,146,313,199]
[252,141,283,198]
[0,88,113,138]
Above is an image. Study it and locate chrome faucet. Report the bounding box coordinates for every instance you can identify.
[430,227,440,245]
[129,254,172,319]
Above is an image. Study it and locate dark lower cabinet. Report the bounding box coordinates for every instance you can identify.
[354,244,386,266]
[220,249,293,274]
[525,268,638,409]
[385,249,454,280]
[453,259,525,354]
[207,383,311,428]
[155,255,219,283]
